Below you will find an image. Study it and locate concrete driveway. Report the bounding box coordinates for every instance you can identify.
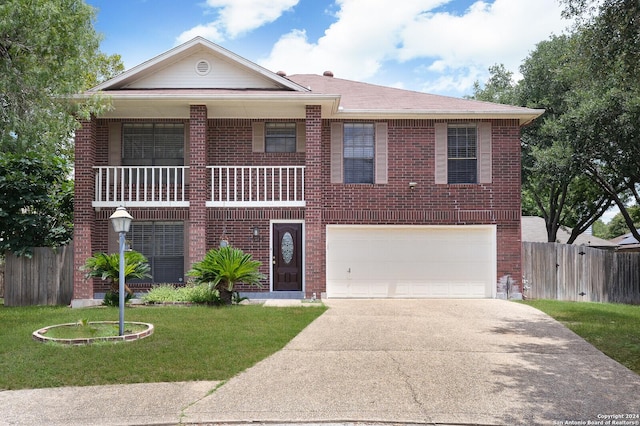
[184,299,640,425]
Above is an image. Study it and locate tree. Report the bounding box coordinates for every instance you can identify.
[604,206,640,238]
[0,153,74,256]
[468,39,614,242]
[0,0,122,254]
[467,64,518,105]
[558,0,640,243]
[0,0,114,155]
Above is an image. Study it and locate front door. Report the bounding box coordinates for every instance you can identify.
[272,223,303,291]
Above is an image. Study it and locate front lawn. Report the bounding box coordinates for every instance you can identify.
[522,300,640,375]
[0,304,326,390]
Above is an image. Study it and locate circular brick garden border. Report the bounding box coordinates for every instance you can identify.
[32,321,154,345]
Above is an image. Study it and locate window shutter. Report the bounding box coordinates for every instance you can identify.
[478,122,492,183]
[330,122,343,183]
[434,123,447,184]
[252,122,265,152]
[109,122,122,165]
[296,122,306,152]
[375,122,388,184]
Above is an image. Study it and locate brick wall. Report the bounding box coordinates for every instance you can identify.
[188,105,208,267]
[74,113,522,298]
[73,119,96,300]
[313,118,522,294]
[304,106,324,298]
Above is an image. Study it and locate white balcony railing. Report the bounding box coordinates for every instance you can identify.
[93,166,189,208]
[207,166,305,207]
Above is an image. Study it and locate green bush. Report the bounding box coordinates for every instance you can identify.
[142,283,222,305]
[186,284,222,305]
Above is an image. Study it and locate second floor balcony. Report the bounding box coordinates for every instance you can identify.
[207,165,305,207]
[93,165,305,208]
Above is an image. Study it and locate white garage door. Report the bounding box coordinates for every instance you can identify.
[326,225,496,298]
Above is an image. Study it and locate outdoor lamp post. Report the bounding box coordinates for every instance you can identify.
[109,206,133,336]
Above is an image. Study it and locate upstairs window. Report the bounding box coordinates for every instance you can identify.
[344,123,375,184]
[252,122,305,153]
[122,123,184,166]
[447,125,477,184]
[265,122,297,152]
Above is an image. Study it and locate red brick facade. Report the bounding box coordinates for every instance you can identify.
[73,113,522,299]
[189,105,208,267]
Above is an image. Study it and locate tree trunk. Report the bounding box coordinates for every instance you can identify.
[109,281,134,296]
[216,281,233,305]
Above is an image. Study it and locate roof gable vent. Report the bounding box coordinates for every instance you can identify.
[195,59,211,76]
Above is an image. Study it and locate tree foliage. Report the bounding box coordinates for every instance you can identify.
[0,0,115,156]
[467,64,518,105]
[0,153,74,256]
[469,35,613,243]
[0,0,122,255]
[557,0,640,243]
[518,34,614,243]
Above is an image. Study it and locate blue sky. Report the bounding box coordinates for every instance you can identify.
[86,0,573,98]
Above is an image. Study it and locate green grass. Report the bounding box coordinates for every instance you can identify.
[0,304,326,390]
[522,300,640,374]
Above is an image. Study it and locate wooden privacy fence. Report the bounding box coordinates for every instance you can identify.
[4,243,74,306]
[522,242,640,304]
[0,259,4,298]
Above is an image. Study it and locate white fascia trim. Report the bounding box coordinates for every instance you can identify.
[332,109,545,125]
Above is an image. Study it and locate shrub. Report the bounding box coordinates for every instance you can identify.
[80,250,151,297]
[142,283,222,305]
[188,246,264,305]
[142,284,190,303]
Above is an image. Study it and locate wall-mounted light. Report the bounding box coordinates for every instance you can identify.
[409,182,418,190]
[252,226,260,241]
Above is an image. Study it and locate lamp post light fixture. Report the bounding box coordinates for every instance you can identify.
[109,206,133,336]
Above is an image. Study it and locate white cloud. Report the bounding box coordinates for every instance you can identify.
[177,0,299,44]
[258,0,572,96]
[399,0,568,72]
[177,23,225,44]
[259,0,446,79]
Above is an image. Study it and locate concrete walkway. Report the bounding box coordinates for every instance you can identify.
[2,299,639,425]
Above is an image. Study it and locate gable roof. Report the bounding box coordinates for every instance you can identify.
[80,37,544,123]
[91,37,307,92]
[610,231,640,251]
[521,216,616,248]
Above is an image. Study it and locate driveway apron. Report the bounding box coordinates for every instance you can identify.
[184,299,640,425]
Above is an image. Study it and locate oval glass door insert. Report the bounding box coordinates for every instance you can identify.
[281,232,294,264]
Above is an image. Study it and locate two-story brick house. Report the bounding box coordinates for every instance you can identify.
[72,37,542,304]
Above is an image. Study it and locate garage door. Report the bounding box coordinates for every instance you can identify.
[326,225,496,298]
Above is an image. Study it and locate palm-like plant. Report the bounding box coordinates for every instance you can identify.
[80,251,151,296]
[188,246,264,305]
